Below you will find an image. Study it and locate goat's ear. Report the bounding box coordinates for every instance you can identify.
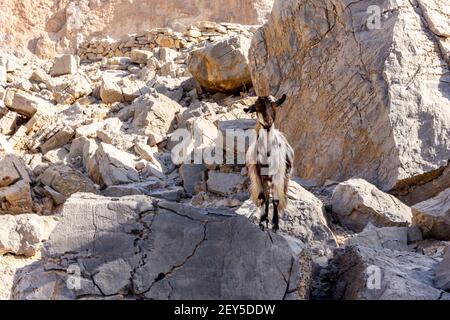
[244,106,256,113]
[276,94,287,107]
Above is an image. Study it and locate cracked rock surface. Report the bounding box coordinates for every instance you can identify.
[249,0,450,194]
[11,193,311,300]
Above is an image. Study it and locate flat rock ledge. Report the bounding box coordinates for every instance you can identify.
[11,193,311,300]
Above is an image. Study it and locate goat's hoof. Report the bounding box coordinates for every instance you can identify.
[259,223,265,231]
[272,225,279,233]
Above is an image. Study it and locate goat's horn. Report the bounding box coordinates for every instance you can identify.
[276,94,287,106]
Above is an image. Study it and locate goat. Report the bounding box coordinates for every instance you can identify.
[244,94,294,232]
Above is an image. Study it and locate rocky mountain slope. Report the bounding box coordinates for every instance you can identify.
[0,0,449,300]
[0,0,273,59]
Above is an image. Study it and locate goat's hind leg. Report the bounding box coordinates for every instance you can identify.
[271,183,283,232]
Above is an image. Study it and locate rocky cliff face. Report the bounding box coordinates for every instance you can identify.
[249,0,450,193]
[0,0,273,58]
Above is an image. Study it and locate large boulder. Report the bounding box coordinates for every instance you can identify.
[249,0,450,194]
[330,245,450,300]
[412,188,450,240]
[12,193,312,300]
[188,35,253,93]
[331,179,412,232]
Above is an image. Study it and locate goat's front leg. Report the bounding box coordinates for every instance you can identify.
[272,199,280,232]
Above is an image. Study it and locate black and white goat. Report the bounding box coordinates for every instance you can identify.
[244,94,294,232]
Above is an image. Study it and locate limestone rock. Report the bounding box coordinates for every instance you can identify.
[130,49,153,65]
[331,179,412,232]
[75,117,123,139]
[207,171,246,195]
[237,180,336,245]
[0,214,45,257]
[412,188,450,240]
[9,91,52,117]
[39,126,75,155]
[102,180,162,198]
[100,76,149,104]
[131,93,182,146]
[52,73,92,104]
[50,55,79,77]
[330,245,449,300]
[92,143,140,187]
[0,111,18,135]
[99,75,124,104]
[188,35,253,93]
[39,164,97,204]
[436,246,450,291]
[346,226,410,252]
[392,164,450,206]
[12,193,310,300]
[179,164,205,195]
[134,143,166,179]
[249,0,450,193]
[0,180,33,214]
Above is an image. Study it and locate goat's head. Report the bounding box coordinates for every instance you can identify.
[244,94,287,129]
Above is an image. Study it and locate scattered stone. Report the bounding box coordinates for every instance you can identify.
[0,111,18,135]
[76,117,122,138]
[93,143,140,187]
[39,126,75,155]
[50,54,79,76]
[130,49,153,64]
[207,171,246,195]
[131,93,182,145]
[9,91,52,117]
[100,75,124,104]
[0,155,26,188]
[0,180,33,214]
[0,214,49,257]
[179,164,205,195]
[39,164,97,204]
[52,73,92,104]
